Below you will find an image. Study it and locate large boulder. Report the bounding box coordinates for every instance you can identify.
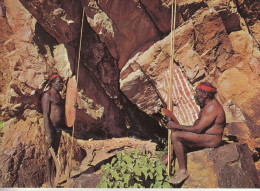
[176,143,260,188]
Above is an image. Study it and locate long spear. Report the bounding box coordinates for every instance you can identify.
[68,6,85,178]
[168,0,177,176]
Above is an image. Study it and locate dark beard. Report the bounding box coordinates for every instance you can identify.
[195,97,205,108]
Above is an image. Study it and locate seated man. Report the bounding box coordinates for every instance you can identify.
[162,81,226,184]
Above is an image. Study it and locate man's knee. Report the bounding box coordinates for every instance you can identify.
[171,131,182,142]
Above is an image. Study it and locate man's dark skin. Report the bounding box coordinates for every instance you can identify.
[42,75,64,187]
[161,82,226,184]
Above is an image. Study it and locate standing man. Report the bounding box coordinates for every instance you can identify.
[162,81,226,184]
[42,74,65,187]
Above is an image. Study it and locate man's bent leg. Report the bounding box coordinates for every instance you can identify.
[161,145,174,165]
[168,131,189,184]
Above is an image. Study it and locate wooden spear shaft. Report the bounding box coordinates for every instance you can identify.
[69,6,85,178]
[168,0,177,176]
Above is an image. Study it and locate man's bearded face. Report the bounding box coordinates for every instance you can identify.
[194,88,207,108]
[52,77,64,92]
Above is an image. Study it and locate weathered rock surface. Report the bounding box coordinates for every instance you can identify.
[0,0,259,188]
[82,0,161,69]
[0,111,46,187]
[63,174,102,188]
[0,110,85,187]
[19,0,82,44]
[119,0,260,174]
[176,143,260,188]
[236,0,260,45]
[0,108,157,187]
[1,0,163,141]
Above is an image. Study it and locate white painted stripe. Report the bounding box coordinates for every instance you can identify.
[179,69,200,121]
[177,68,198,124]
[172,68,188,124]
[175,69,193,124]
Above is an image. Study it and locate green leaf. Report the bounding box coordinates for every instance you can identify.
[128,163,134,171]
[120,181,125,188]
[135,176,142,182]
[133,148,139,158]
[134,166,141,176]
[107,181,113,188]
[142,156,148,164]
[121,165,127,174]
[117,151,122,159]
[155,173,164,181]
[104,168,110,176]
[153,181,162,188]
[111,170,120,180]
[148,172,154,179]
[111,157,117,165]
[100,165,105,171]
[101,181,108,188]
[156,166,163,175]
[124,174,130,183]
[163,181,172,188]
[133,183,139,188]
[142,168,148,180]
[124,154,134,164]
[114,181,120,188]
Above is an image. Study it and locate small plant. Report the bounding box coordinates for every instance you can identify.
[97,149,174,188]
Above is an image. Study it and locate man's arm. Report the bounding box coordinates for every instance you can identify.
[42,92,52,147]
[166,104,217,133]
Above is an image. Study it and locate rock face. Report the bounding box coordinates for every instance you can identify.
[177,143,260,188]
[0,111,46,187]
[82,0,161,69]
[0,110,85,187]
[63,174,102,188]
[0,108,156,187]
[0,0,259,188]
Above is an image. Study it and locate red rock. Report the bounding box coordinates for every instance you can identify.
[82,0,161,69]
[19,0,82,43]
[1,0,260,187]
[175,143,260,188]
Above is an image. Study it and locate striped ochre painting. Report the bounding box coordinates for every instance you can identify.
[158,65,200,125]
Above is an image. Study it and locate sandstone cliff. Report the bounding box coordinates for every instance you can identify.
[0,0,259,188]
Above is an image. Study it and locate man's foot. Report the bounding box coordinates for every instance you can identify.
[168,170,189,184]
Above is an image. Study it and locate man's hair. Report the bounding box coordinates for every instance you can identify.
[47,74,61,88]
[199,81,217,100]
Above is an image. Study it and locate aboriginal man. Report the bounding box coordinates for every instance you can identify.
[42,74,64,187]
[162,81,226,184]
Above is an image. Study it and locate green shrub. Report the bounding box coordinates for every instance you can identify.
[97,149,174,188]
